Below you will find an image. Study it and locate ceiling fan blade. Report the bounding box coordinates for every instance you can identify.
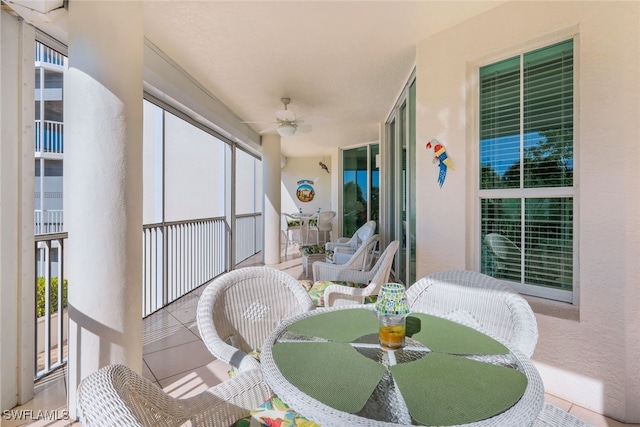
[259,125,279,134]
[296,124,313,133]
[296,115,330,124]
[241,120,275,124]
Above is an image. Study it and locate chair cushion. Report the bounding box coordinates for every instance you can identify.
[250,395,320,427]
[325,250,335,263]
[299,245,325,256]
[364,295,378,304]
[298,279,313,292]
[227,349,261,378]
[307,280,365,307]
[227,357,320,426]
[332,250,356,266]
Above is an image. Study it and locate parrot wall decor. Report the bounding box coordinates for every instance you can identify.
[426,139,454,188]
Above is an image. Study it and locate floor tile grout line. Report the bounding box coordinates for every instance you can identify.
[152,361,213,385]
[142,359,160,387]
[142,333,202,357]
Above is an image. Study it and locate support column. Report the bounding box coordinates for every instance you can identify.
[65,2,143,418]
[262,134,282,265]
[0,9,36,411]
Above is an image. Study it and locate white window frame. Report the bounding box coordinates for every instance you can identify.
[472,32,579,304]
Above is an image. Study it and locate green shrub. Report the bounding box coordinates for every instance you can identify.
[36,277,68,317]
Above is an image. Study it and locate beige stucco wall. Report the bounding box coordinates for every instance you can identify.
[282,157,333,216]
[415,1,640,422]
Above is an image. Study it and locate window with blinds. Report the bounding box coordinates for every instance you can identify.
[478,39,574,302]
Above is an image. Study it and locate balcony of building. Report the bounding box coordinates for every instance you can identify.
[1,1,639,426]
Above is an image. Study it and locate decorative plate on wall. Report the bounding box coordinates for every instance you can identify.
[297,180,315,202]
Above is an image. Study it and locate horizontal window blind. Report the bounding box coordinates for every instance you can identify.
[523,40,573,188]
[481,198,522,282]
[481,197,573,292]
[524,197,573,290]
[479,56,520,190]
[478,39,574,301]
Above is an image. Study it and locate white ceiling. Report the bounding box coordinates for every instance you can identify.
[142,1,505,158]
[6,0,506,158]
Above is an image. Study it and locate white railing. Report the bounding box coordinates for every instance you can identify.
[142,217,229,317]
[34,210,64,235]
[35,233,67,379]
[35,120,64,154]
[235,213,263,264]
[33,214,263,378]
[35,42,64,66]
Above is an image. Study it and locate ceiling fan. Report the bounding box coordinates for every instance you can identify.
[243,98,312,138]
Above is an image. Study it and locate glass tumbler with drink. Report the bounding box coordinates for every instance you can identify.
[376,283,410,350]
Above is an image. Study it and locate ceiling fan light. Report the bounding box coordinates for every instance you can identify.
[277,124,296,137]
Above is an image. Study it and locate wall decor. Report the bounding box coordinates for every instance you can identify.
[296,179,315,202]
[426,139,454,188]
[319,161,330,173]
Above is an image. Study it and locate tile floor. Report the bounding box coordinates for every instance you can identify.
[3,250,638,427]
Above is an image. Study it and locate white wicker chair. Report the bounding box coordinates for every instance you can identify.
[308,211,336,245]
[484,233,522,279]
[406,270,538,358]
[197,266,314,372]
[325,220,376,259]
[283,213,303,256]
[76,364,271,427]
[323,240,399,307]
[533,402,593,426]
[313,235,379,282]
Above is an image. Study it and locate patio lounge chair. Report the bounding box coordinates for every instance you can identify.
[76,364,271,427]
[197,266,314,372]
[313,234,379,282]
[325,220,376,263]
[406,270,538,358]
[322,240,400,307]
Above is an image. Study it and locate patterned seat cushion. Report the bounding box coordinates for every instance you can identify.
[227,353,319,426]
[299,245,325,256]
[231,395,319,427]
[298,279,313,292]
[248,395,320,427]
[324,250,334,263]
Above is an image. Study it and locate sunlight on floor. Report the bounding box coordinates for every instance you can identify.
[5,249,638,427]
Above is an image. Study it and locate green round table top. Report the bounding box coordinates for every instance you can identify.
[270,308,528,426]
